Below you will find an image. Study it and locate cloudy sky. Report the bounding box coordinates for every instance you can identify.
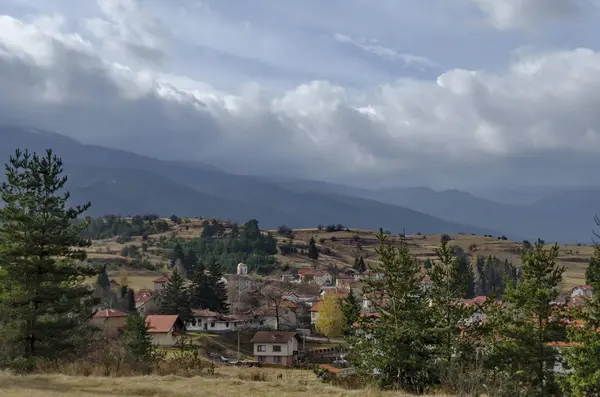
[1,0,600,189]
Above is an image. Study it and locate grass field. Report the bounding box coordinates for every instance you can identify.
[0,369,450,397]
[83,219,594,292]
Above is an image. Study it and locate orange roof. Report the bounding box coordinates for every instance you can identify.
[135,291,154,305]
[310,301,323,312]
[298,268,315,276]
[145,315,180,333]
[153,275,170,284]
[319,364,342,374]
[94,309,128,318]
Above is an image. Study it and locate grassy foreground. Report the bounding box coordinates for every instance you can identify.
[0,368,452,397]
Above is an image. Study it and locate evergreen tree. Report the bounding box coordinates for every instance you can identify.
[307,237,319,260]
[171,243,185,266]
[561,289,600,396]
[0,149,98,360]
[183,249,197,274]
[426,237,473,365]
[190,262,210,310]
[96,266,110,291]
[207,260,229,313]
[423,258,433,270]
[585,246,600,288]
[158,270,192,321]
[122,315,154,362]
[340,292,360,334]
[126,289,136,313]
[473,255,487,297]
[456,254,476,299]
[487,242,565,396]
[351,229,436,393]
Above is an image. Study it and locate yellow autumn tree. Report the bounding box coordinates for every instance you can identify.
[315,293,344,340]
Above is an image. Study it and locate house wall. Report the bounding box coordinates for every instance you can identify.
[186,316,239,333]
[137,299,157,316]
[254,338,298,358]
[255,355,293,366]
[90,316,127,330]
[310,311,319,325]
[150,331,177,347]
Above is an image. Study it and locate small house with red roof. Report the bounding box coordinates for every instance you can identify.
[572,285,595,299]
[153,275,170,292]
[134,290,157,315]
[91,309,129,331]
[145,315,186,346]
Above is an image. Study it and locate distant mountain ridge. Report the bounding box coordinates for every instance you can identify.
[0,126,498,237]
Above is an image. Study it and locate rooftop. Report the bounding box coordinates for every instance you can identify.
[145,315,180,333]
[251,331,299,344]
[93,309,128,318]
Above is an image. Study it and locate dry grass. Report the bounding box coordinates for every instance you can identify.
[0,369,452,397]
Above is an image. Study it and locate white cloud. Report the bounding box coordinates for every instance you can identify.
[333,33,437,70]
[2,1,600,188]
[469,0,598,30]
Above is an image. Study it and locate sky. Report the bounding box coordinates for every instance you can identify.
[1,0,600,190]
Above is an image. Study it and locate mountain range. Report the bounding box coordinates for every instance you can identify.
[1,126,598,243]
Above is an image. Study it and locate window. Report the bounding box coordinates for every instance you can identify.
[273,356,281,364]
[257,345,266,352]
[225,322,229,327]
[211,322,215,328]
[272,345,281,352]
[258,356,265,363]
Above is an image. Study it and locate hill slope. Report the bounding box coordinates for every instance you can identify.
[0,126,498,236]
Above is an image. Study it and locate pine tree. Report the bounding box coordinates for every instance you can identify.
[307,237,319,260]
[122,314,154,362]
[126,288,136,313]
[585,246,600,288]
[340,292,360,334]
[487,242,565,396]
[351,230,436,393]
[426,237,473,365]
[207,260,229,313]
[315,293,344,340]
[0,149,98,360]
[456,254,475,299]
[183,249,197,275]
[171,243,185,266]
[158,270,192,321]
[96,266,110,291]
[190,262,210,310]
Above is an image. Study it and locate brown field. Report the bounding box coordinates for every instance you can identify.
[0,368,451,397]
[83,219,594,292]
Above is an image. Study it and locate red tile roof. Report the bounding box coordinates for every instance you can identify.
[145,315,180,333]
[573,285,595,292]
[134,291,154,305]
[297,268,315,276]
[310,300,323,312]
[153,275,170,284]
[251,331,299,344]
[94,309,128,318]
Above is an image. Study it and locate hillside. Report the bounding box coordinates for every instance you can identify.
[0,126,497,236]
[84,218,592,292]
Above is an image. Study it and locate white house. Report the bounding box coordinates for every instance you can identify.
[571,285,595,299]
[237,262,248,275]
[251,331,301,366]
[186,309,244,333]
[153,275,170,292]
[314,271,333,286]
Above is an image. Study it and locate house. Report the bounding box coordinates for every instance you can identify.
[153,275,170,292]
[297,268,316,283]
[254,306,298,330]
[135,290,157,316]
[186,309,242,333]
[145,315,186,346]
[91,309,128,332]
[281,273,297,283]
[571,285,595,299]
[335,274,356,288]
[237,262,248,275]
[314,271,333,286]
[461,296,488,324]
[251,331,301,366]
[310,300,323,325]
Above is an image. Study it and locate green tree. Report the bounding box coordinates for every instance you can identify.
[0,149,98,361]
[307,237,319,260]
[158,270,191,321]
[126,289,136,313]
[96,266,110,291]
[455,252,475,299]
[351,230,436,393]
[340,292,360,333]
[190,262,211,310]
[426,237,473,365]
[561,291,600,396]
[207,260,229,313]
[183,249,197,274]
[423,258,433,270]
[122,315,154,362]
[585,246,600,288]
[487,242,565,396]
[353,255,367,273]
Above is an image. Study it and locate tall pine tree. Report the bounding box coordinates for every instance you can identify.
[158,270,192,321]
[0,149,98,360]
[351,230,436,393]
[207,260,229,314]
[340,292,360,334]
[487,242,565,396]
